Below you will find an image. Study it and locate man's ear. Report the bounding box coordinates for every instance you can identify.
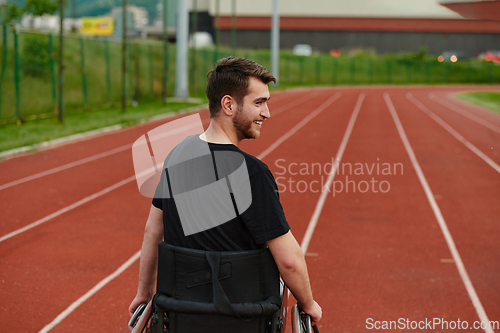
[220,95,234,116]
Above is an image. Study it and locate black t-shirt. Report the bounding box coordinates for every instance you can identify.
[152,135,290,251]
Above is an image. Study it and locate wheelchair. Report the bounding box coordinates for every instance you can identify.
[130,242,317,333]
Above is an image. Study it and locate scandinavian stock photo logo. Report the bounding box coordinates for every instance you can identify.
[273,158,403,196]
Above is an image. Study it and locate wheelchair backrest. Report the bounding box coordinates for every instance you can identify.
[157,242,280,305]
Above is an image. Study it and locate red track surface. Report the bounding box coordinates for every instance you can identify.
[1,86,499,333]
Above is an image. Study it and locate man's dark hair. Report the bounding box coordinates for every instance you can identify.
[206,57,276,118]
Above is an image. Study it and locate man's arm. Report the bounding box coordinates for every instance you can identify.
[266,231,322,322]
[128,205,164,319]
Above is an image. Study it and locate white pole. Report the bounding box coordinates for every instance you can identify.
[271,0,280,85]
[175,0,189,98]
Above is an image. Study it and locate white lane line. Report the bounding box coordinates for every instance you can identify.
[36,90,339,332]
[1,92,320,191]
[0,91,332,243]
[38,251,141,333]
[270,91,321,117]
[428,93,500,134]
[0,145,132,191]
[0,121,207,191]
[0,176,136,243]
[259,92,342,161]
[384,93,494,333]
[267,90,299,103]
[407,93,500,174]
[300,93,364,254]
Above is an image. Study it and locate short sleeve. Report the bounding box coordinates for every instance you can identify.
[239,169,290,244]
[152,169,168,210]
[152,198,162,209]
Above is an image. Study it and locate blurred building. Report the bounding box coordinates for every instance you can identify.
[110,5,148,29]
[147,0,212,40]
[439,0,500,21]
[19,15,80,31]
[110,5,148,38]
[201,0,500,57]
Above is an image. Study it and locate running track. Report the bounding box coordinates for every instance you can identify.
[0,86,499,333]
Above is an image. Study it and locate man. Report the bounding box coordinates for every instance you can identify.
[129,57,322,327]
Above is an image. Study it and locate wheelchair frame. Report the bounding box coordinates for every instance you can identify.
[129,242,319,333]
[130,297,318,333]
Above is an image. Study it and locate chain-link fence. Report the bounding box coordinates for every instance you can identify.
[1,26,499,124]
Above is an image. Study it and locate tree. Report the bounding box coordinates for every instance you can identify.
[1,2,24,25]
[24,0,58,17]
[23,0,58,27]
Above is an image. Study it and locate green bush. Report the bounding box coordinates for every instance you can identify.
[22,34,50,77]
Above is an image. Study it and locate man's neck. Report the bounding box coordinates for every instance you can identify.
[200,119,241,146]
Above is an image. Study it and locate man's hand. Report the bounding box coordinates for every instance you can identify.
[128,294,151,318]
[128,294,152,331]
[299,300,322,323]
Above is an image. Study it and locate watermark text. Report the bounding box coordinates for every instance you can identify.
[274,158,403,196]
[366,317,499,330]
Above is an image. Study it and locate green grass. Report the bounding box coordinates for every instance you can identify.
[456,91,500,115]
[0,99,205,153]
[2,29,500,124]
[2,29,500,154]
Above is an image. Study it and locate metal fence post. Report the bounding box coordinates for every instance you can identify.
[425,61,430,84]
[214,0,220,63]
[286,54,290,84]
[465,60,471,83]
[121,0,127,112]
[162,0,168,104]
[49,34,57,106]
[299,56,304,85]
[148,44,153,97]
[105,39,112,104]
[0,25,8,116]
[386,60,392,84]
[134,45,140,101]
[231,0,236,55]
[368,58,373,84]
[332,57,337,85]
[13,29,20,122]
[191,0,198,94]
[350,57,355,84]
[80,37,88,107]
[406,61,412,84]
[315,56,321,84]
[58,0,65,123]
[202,48,209,73]
[128,42,134,103]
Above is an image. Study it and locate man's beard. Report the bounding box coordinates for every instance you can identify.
[233,105,260,139]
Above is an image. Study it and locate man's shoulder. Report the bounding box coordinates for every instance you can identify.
[208,142,270,176]
[239,150,271,176]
